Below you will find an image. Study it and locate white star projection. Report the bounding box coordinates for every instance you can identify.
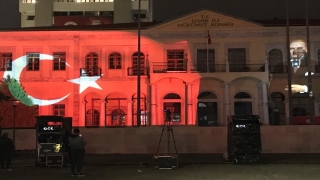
[68,76,102,93]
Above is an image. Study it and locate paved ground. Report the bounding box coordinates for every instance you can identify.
[3,153,320,180]
[2,163,320,180]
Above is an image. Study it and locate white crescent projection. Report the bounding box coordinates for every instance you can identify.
[3,54,70,106]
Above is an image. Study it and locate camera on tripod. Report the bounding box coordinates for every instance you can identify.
[165,109,172,122]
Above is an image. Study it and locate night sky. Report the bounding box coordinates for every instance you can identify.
[0,0,320,29]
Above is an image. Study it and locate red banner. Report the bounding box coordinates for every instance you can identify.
[293,116,320,125]
[53,16,113,26]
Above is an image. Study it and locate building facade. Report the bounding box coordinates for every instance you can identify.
[1,10,320,128]
[19,0,153,27]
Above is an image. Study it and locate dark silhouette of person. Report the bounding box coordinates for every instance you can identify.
[0,132,14,171]
[68,128,86,177]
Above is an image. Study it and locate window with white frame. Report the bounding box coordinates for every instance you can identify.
[53,52,66,70]
[27,53,40,71]
[0,53,12,71]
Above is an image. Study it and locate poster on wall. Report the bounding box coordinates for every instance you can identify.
[53,16,113,26]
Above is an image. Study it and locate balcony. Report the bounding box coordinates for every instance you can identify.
[80,67,102,77]
[127,67,149,76]
[229,63,265,72]
[152,62,187,73]
[190,64,226,73]
[269,64,288,74]
[151,62,267,73]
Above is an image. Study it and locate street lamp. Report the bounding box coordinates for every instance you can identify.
[11,99,20,149]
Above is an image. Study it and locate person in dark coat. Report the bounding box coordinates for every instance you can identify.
[0,132,14,171]
[68,128,86,177]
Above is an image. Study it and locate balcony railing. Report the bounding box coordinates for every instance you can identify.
[229,63,265,72]
[269,65,288,74]
[153,62,187,73]
[80,67,102,77]
[190,64,226,73]
[127,67,149,76]
[152,62,268,73]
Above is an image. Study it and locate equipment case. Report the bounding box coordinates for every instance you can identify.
[46,153,64,167]
[153,155,178,169]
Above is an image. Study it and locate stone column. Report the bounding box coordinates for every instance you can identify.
[224,82,230,124]
[225,57,229,72]
[261,82,269,125]
[127,101,133,126]
[100,100,106,127]
[151,84,157,125]
[187,83,193,125]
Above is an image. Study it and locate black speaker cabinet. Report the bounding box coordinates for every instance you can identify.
[153,155,178,169]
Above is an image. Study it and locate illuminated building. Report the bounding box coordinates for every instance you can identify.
[19,0,153,27]
[1,9,320,128]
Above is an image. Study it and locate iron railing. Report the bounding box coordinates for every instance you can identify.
[269,65,288,74]
[229,63,265,72]
[190,64,226,73]
[153,62,187,73]
[127,67,149,76]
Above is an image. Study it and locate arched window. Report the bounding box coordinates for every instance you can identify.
[318,49,320,64]
[268,49,284,73]
[85,109,100,127]
[316,49,320,73]
[132,93,147,126]
[105,93,127,127]
[85,52,99,76]
[132,52,146,75]
[163,93,181,123]
[111,109,126,126]
[109,52,122,69]
[292,93,309,116]
[197,91,218,126]
[269,92,285,125]
[234,92,251,99]
[234,92,252,116]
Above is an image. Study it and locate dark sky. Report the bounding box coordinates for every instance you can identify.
[1,0,320,29]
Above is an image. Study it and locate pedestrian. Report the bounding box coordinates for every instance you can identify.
[68,128,86,177]
[0,132,14,171]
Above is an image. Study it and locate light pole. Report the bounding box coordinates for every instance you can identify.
[136,0,141,127]
[11,99,20,149]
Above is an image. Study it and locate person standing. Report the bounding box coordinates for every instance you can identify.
[68,128,86,177]
[0,132,14,171]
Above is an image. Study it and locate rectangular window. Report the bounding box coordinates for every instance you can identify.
[99,11,114,16]
[27,53,40,71]
[22,0,36,3]
[196,49,215,72]
[228,48,246,72]
[167,50,185,71]
[0,53,12,71]
[53,104,65,116]
[84,11,99,16]
[53,11,68,16]
[53,52,66,70]
[27,16,35,20]
[69,11,84,16]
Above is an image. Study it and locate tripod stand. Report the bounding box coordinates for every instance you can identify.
[155,119,177,155]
